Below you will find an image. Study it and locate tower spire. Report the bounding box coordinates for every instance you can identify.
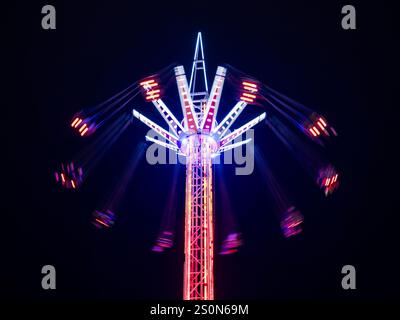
[189,32,209,109]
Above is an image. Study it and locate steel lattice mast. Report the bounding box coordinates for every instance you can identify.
[132,32,265,300]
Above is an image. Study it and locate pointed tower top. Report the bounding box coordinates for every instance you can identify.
[188,32,209,109]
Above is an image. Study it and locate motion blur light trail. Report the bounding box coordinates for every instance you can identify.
[281,207,304,238]
[93,209,115,229]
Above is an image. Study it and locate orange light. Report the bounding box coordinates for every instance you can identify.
[317,121,325,131]
[313,126,320,135]
[95,218,108,227]
[147,89,160,95]
[325,178,331,186]
[309,127,317,137]
[240,96,254,103]
[140,79,155,86]
[244,86,258,92]
[79,123,87,132]
[242,81,257,88]
[74,119,82,128]
[61,173,65,183]
[71,118,80,127]
[80,127,89,136]
[71,180,76,188]
[242,92,256,99]
[146,94,160,100]
[319,117,327,127]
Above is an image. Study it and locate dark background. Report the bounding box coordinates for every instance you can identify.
[4,0,397,300]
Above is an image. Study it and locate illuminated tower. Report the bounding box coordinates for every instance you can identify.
[132,32,265,299]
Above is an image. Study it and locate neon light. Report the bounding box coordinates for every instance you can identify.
[71,180,76,188]
[61,173,65,183]
[147,89,160,95]
[317,121,325,131]
[79,124,87,132]
[244,86,258,92]
[313,126,320,135]
[80,128,89,136]
[319,117,327,127]
[95,218,109,227]
[240,96,254,103]
[309,127,317,137]
[183,136,214,300]
[219,138,252,153]
[140,79,155,86]
[242,92,256,99]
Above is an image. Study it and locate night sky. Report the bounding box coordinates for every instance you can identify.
[4,1,397,300]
